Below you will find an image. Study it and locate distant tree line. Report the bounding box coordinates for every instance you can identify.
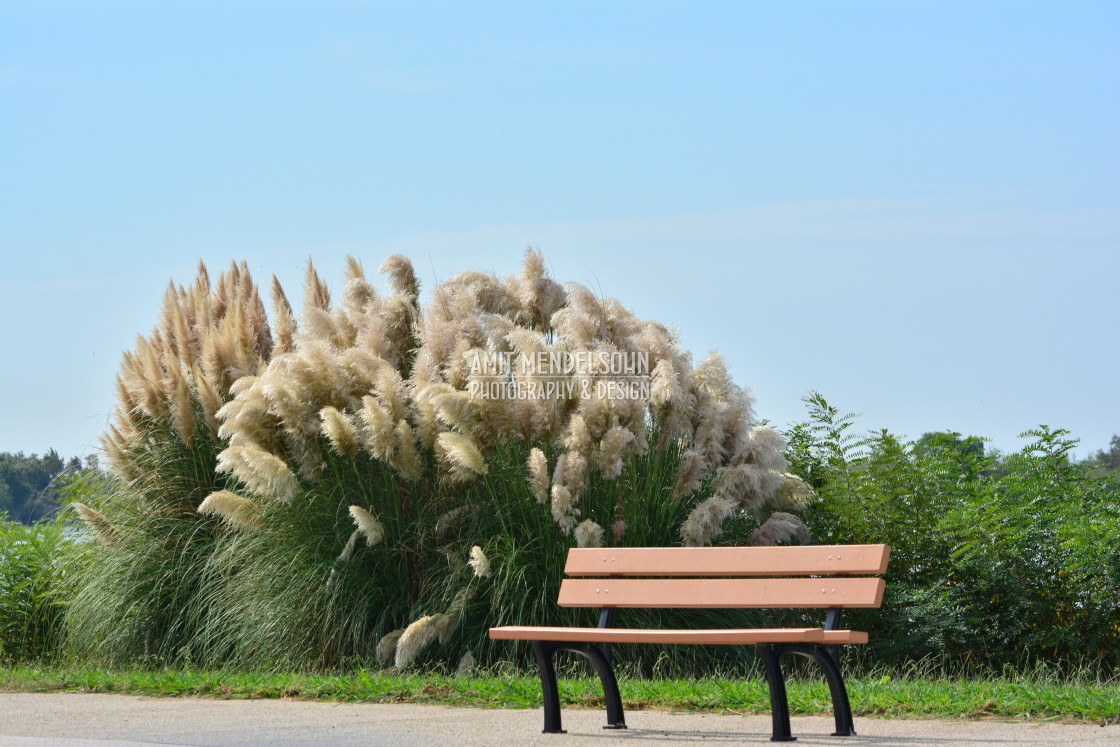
[0,451,89,524]
[1082,434,1120,472]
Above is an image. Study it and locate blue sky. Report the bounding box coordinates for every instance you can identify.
[1,1,1117,462]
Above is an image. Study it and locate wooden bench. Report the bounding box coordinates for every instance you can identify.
[489,543,891,742]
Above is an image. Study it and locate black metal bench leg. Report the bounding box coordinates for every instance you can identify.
[804,647,855,736]
[573,643,627,729]
[532,641,565,733]
[757,643,795,742]
[782,644,856,737]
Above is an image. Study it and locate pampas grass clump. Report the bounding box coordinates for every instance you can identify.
[64,262,279,665]
[70,250,813,672]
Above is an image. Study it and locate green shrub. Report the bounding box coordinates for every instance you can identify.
[0,514,70,661]
[786,393,1120,673]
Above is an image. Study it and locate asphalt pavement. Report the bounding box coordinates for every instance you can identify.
[1,693,1116,746]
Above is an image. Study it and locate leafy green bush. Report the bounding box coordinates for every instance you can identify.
[786,393,1120,672]
[0,514,70,661]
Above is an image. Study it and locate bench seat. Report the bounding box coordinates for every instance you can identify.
[491,625,868,645]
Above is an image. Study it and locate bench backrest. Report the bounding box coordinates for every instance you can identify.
[557,544,890,609]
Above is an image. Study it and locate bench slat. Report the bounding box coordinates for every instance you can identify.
[564,544,890,576]
[489,626,843,644]
[558,577,885,608]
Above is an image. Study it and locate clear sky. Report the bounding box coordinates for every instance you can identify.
[2,1,1117,463]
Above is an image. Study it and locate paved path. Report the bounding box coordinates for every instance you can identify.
[1,693,1116,746]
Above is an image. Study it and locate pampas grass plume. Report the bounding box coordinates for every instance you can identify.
[574,519,604,548]
[72,502,120,545]
[320,406,360,456]
[527,448,549,503]
[348,505,385,546]
[749,512,811,546]
[215,445,301,502]
[379,254,419,299]
[468,545,491,578]
[395,614,443,669]
[376,628,404,668]
[681,495,736,547]
[393,419,422,481]
[436,431,488,482]
[198,490,259,529]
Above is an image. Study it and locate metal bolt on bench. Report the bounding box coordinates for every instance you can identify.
[490,543,891,742]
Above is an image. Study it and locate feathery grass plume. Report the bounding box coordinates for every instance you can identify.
[376,629,405,668]
[434,388,497,443]
[304,260,331,311]
[393,419,422,481]
[550,483,578,534]
[549,307,600,345]
[411,381,452,448]
[193,364,223,432]
[650,357,682,410]
[713,463,766,510]
[395,586,476,669]
[271,275,297,355]
[749,512,811,546]
[737,425,790,472]
[168,367,196,444]
[574,519,605,548]
[395,614,445,669]
[348,505,385,546]
[197,490,259,529]
[380,253,420,299]
[468,546,491,578]
[527,448,549,503]
[479,313,516,351]
[689,352,757,463]
[215,444,301,502]
[357,297,396,356]
[358,395,396,462]
[436,431,488,482]
[327,530,361,589]
[599,425,636,479]
[71,503,120,545]
[320,406,359,456]
[564,282,606,326]
[337,531,358,563]
[341,256,375,310]
[560,450,589,496]
[774,472,815,512]
[517,247,565,327]
[565,415,593,455]
[680,495,737,546]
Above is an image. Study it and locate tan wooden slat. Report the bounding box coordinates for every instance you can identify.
[557,577,886,608]
[489,626,833,644]
[564,545,891,577]
[819,630,868,644]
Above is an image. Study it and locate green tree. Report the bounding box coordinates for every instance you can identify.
[0,450,82,524]
[1087,434,1120,472]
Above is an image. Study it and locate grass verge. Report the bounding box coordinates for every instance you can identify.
[1,665,1116,724]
